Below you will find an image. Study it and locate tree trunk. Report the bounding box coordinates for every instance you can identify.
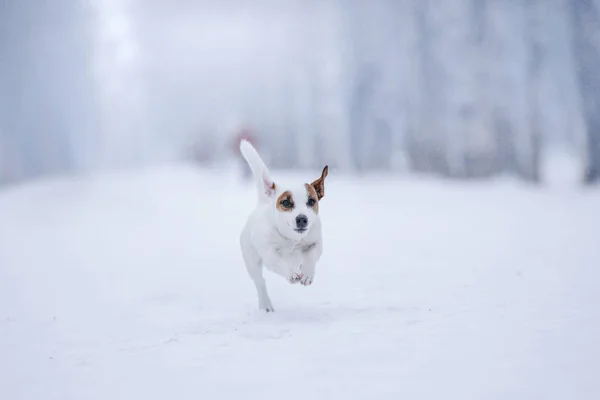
[524,0,544,183]
[569,0,600,183]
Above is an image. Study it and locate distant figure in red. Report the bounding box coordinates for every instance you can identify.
[234,127,257,180]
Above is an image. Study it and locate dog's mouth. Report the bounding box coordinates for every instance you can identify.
[294,228,308,234]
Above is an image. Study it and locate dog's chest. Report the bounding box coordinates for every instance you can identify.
[272,238,316,257]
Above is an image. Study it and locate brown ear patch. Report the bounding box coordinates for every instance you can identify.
[276,191,294,212]
[305,184,320,214]
[311,165,329,200]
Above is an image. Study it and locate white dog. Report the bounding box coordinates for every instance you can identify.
[239,140,328,312]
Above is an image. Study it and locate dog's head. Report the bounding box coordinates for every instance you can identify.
[262,166,328,240]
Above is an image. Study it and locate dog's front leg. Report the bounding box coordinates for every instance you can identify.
[299,244,322,286]
[262,249,303,284]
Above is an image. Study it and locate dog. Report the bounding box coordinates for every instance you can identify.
[239,140,328,312]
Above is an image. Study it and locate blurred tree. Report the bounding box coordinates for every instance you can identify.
[465,0,497,178]
[0,0,95,180]
[0,1,23,182]
[569,0,600,183]
[407,0,451,176]
[524,0,543,183]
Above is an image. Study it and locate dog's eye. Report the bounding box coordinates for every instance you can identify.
[307,198,316,207]
[281,199,293,208]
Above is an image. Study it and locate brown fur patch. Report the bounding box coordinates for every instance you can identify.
[305,184,319,214]
[276,191,294,212]
[311,165,329,200]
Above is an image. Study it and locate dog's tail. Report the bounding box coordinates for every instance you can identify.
[240,140,274,202]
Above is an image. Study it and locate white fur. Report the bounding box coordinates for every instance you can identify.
[239,140,324,312]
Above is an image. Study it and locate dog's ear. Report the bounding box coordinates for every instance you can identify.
[311,165,328,200]
[262,169,276,198]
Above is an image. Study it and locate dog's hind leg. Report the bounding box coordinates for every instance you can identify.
[242,250,274,312]
[249,264,274,312]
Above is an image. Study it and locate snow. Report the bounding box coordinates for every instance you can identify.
[1,164,599,400]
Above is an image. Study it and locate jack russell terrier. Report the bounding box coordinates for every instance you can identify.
[239,140,328,312]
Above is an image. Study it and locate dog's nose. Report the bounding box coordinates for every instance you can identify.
[295,214,308,229]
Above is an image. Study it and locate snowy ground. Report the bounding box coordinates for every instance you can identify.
[1,164,599,400]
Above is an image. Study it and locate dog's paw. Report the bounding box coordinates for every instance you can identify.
[300,275,314,286]
[288,272,303,284]
[259,301,274,312]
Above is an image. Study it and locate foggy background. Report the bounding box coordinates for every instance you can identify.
[1,0,599,184]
